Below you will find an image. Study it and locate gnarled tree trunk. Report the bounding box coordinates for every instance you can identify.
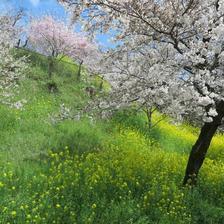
[183,101,224,185]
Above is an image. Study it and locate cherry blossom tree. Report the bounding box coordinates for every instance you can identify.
[60,0,224,185]
[28,16,100,79]
[95,43,172,126]
[0,13,27,104]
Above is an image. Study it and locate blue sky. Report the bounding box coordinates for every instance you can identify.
[0,0,114,49]
[0,0,66,18]
[0,0,69,24]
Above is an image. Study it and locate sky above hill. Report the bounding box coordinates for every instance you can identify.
[0,0,114,49]
[0,0,66,17]
[0,0,73,31]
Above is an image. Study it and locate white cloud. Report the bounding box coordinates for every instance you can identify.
[30,0,40,7]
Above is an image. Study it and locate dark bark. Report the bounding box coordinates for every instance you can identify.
[23,39,28,48]
[77,61,83,82]
[183,101,224,185]
[15,39,21,48]
[146,107,153,129]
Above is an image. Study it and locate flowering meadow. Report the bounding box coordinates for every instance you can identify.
[1,116,224,223]
[1,1,224,221]
[0,50,223,223]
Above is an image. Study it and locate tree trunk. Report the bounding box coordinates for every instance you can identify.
[23,39,28,48]
[99,78,103,91]
[48,56,54,78]
[77,61,83,82]
[183,101,224,185]
[15,39,21,48]
[146,107,153,129]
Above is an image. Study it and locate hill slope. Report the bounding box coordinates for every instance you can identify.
[0,50,224,223]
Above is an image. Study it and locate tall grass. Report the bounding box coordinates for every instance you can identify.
[1,127,224,223]
[0,48,224,223]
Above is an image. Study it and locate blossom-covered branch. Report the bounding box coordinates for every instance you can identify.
[60,0,224,185]
[0,13,27,104]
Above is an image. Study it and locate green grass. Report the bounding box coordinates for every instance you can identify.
[0,49,224,223]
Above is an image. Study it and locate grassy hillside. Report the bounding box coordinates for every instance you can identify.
[0,50,224,223]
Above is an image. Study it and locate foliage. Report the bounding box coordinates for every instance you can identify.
[16,48,80,79]
[61,0,224,184]
[0,13,27,104]
[1,40,224,223]
[61,0,224,123]
[0,127,224,223]
[28,15,100,72]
